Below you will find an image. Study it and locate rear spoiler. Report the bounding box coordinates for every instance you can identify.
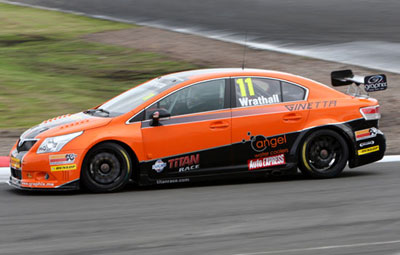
[331,69,387,92]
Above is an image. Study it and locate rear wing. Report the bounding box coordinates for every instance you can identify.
[331,69,387,94]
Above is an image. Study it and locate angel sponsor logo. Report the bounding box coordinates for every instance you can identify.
[152,159,167,173]
[238,94,280,107]
[168,153,200,172]
[359,140,375,148]
[49,153,77,165]
[285,100,336,111]
[355,128,378,141]
[248,154,286,170]
[358,145,379,156]
[254,148,289,158]
[243,132,287,152]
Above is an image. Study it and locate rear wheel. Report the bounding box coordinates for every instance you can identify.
[299,129,349,178]
[81,142,132,192]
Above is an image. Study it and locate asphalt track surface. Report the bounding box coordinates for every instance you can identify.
[5,0,400,72]
[1,1,400,254]
[1,162,400,255]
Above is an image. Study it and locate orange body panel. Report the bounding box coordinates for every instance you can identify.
[9,68,382,190]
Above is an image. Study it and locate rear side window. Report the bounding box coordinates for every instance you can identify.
[235,77,281,107]
[282,82,306,102]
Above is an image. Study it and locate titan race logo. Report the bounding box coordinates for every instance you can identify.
[168,154,200,172]
[243,132,287,152]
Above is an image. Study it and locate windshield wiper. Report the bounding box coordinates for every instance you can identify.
[84,108,110,116]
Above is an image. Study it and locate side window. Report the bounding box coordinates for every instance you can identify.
[235,77,281,107]
[281,82,306,102]
[146,79,226,118]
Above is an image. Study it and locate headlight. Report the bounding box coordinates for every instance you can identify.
[37,131,83,154]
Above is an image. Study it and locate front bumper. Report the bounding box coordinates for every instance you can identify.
[9,148,84,191]
[9,176,79,191]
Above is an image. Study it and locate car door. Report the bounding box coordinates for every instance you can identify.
[230,77,310,170]
[141,78,232,179]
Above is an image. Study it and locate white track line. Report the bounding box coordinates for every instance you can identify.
[377,155,400,163]
[0,155,398,176]
[0,155,398,184]
[0,167,9,183]
[232,239,400,255]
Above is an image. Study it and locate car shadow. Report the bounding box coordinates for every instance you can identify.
[124,169,379,192]
[4,170,379,196]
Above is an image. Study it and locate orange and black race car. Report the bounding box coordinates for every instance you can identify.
[9,68,387,192]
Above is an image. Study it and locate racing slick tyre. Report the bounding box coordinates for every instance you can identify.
[81,142,132,192]
[299,129,349,178]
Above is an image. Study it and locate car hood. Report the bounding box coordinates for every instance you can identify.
[20,112,112,140]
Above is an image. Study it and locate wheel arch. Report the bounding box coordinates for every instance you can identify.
[81,140,140,183]
[291,124,355,166]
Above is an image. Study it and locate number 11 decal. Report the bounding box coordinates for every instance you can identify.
[236,78,255,97]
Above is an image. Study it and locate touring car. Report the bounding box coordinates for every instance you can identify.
[9,68,386,192]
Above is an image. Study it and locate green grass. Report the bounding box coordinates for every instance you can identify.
[0,3,199,128]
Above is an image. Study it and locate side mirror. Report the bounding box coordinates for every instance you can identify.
[151,108,171,126]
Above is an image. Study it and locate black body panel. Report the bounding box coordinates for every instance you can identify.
[137,118,386,186]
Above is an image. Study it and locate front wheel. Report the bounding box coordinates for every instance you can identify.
[299,129,349,178]
[81,142,132,192]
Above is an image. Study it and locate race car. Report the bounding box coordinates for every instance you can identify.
[9,68,387,192]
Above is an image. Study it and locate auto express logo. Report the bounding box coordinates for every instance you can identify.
[243,132,287,152]
[152,159,167,173]
[364,74,387,92]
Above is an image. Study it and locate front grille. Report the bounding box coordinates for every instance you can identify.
[17,139,37,153]
[11,167,22,180]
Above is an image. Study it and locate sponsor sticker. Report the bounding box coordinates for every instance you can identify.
[243,133,287,153]
[248,154,286,170]
[10,157,21,169]
[238,94,280,107]
[355,128,378,141]
[168,153,200,172]
[254,148,289,158]
[364,74,387,92]
[285,100,336,112]
[10,176,55,188]
[359,140,375,148]
[358,145,380,156]
[22,181,55,187]
[51,164,77,172]
[152,159,167,173]
[49,153,77,165]
[156,178,190,184]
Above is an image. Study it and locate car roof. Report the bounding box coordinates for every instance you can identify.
[160,68,344,101]
[165,68,290,81]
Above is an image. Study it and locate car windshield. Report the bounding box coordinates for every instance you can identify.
[86,75,185,117]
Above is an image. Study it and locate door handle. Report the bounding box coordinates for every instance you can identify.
[210,121,229,129]
[283,113,302,122]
